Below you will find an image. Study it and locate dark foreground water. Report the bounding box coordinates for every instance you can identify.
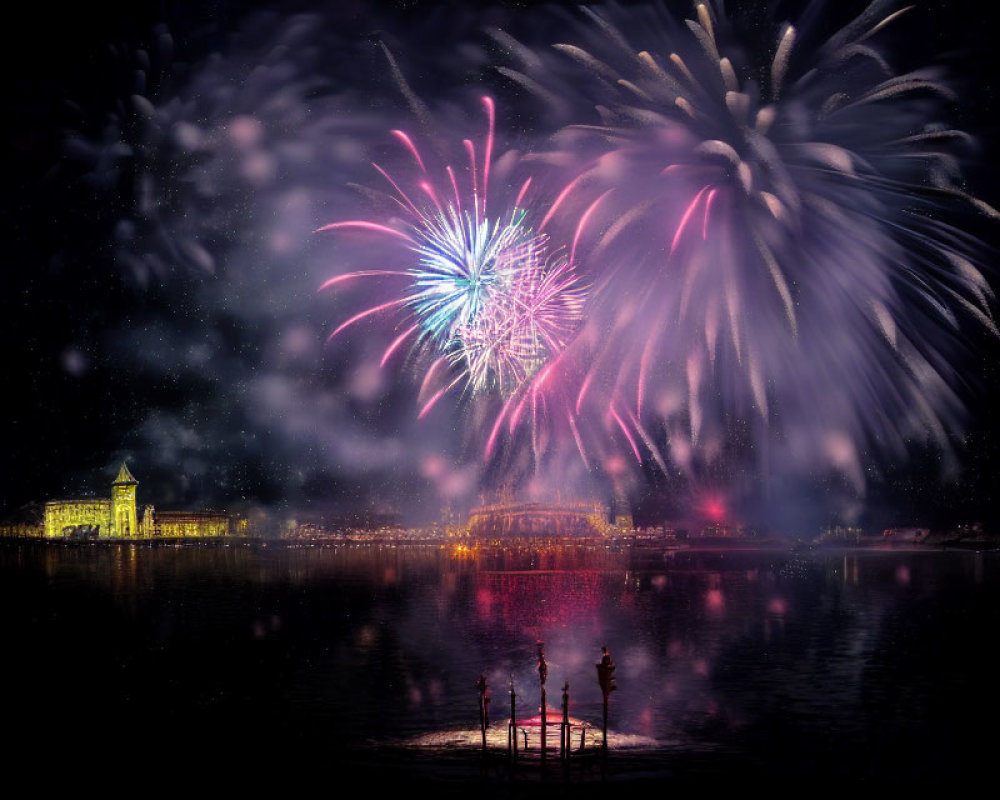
[2,538,997,794]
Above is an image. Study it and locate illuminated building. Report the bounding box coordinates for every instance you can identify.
[41,463,239,539]
[465,499,616,539]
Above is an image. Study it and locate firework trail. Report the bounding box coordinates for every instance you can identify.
[492,0,998,509]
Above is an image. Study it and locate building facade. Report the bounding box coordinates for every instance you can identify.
[42,463,236,539]
[465,499,615,539]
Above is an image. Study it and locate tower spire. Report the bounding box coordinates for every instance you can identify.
[111,462,139,536]
[113,462,138,486]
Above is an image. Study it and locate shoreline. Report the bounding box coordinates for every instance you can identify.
[0,534,997,551]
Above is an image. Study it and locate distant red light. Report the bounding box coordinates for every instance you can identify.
[706,588,725,612]
[699,495,725,522]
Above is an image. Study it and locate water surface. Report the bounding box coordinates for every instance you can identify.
[2,539,995,791]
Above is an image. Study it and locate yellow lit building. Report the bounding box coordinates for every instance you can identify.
[153,510,232,538]
[465,499,615,539]
[42,463,238,539]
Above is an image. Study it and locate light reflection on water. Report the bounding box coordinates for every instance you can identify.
[2,540,996,786]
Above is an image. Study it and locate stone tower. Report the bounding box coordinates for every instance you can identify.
[111,462,139,537]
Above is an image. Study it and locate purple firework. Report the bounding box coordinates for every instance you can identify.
[494,0,998,508]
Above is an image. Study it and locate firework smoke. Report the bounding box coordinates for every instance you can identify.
[491,0,998,521]
[43,5,515,520]
[12,1,994,531]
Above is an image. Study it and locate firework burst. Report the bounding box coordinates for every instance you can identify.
[318,95,589,451]
[494,0,998,505]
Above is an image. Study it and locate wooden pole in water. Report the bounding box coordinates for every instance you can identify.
[561,681,570,760]
[508,674,517,759]
[596,645,616,755]
[602,695,608,753]
[537,641,547,760]
[477,674,488,753]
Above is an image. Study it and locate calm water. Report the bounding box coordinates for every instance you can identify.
[2,539,996,792]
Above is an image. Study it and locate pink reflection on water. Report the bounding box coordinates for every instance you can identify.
[638,706,655,737]
[768,597,788,615]
[705,588,725,613]
[476,570,604,631]
[357,624,377,651]
[476,587,494,616]
[408,684,423,707]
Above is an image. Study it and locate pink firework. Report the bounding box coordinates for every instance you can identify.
[317,96,592,461]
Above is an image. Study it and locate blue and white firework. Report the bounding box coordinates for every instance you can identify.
[318,96,588,416]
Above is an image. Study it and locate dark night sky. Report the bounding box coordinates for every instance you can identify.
[2,0,998,536]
